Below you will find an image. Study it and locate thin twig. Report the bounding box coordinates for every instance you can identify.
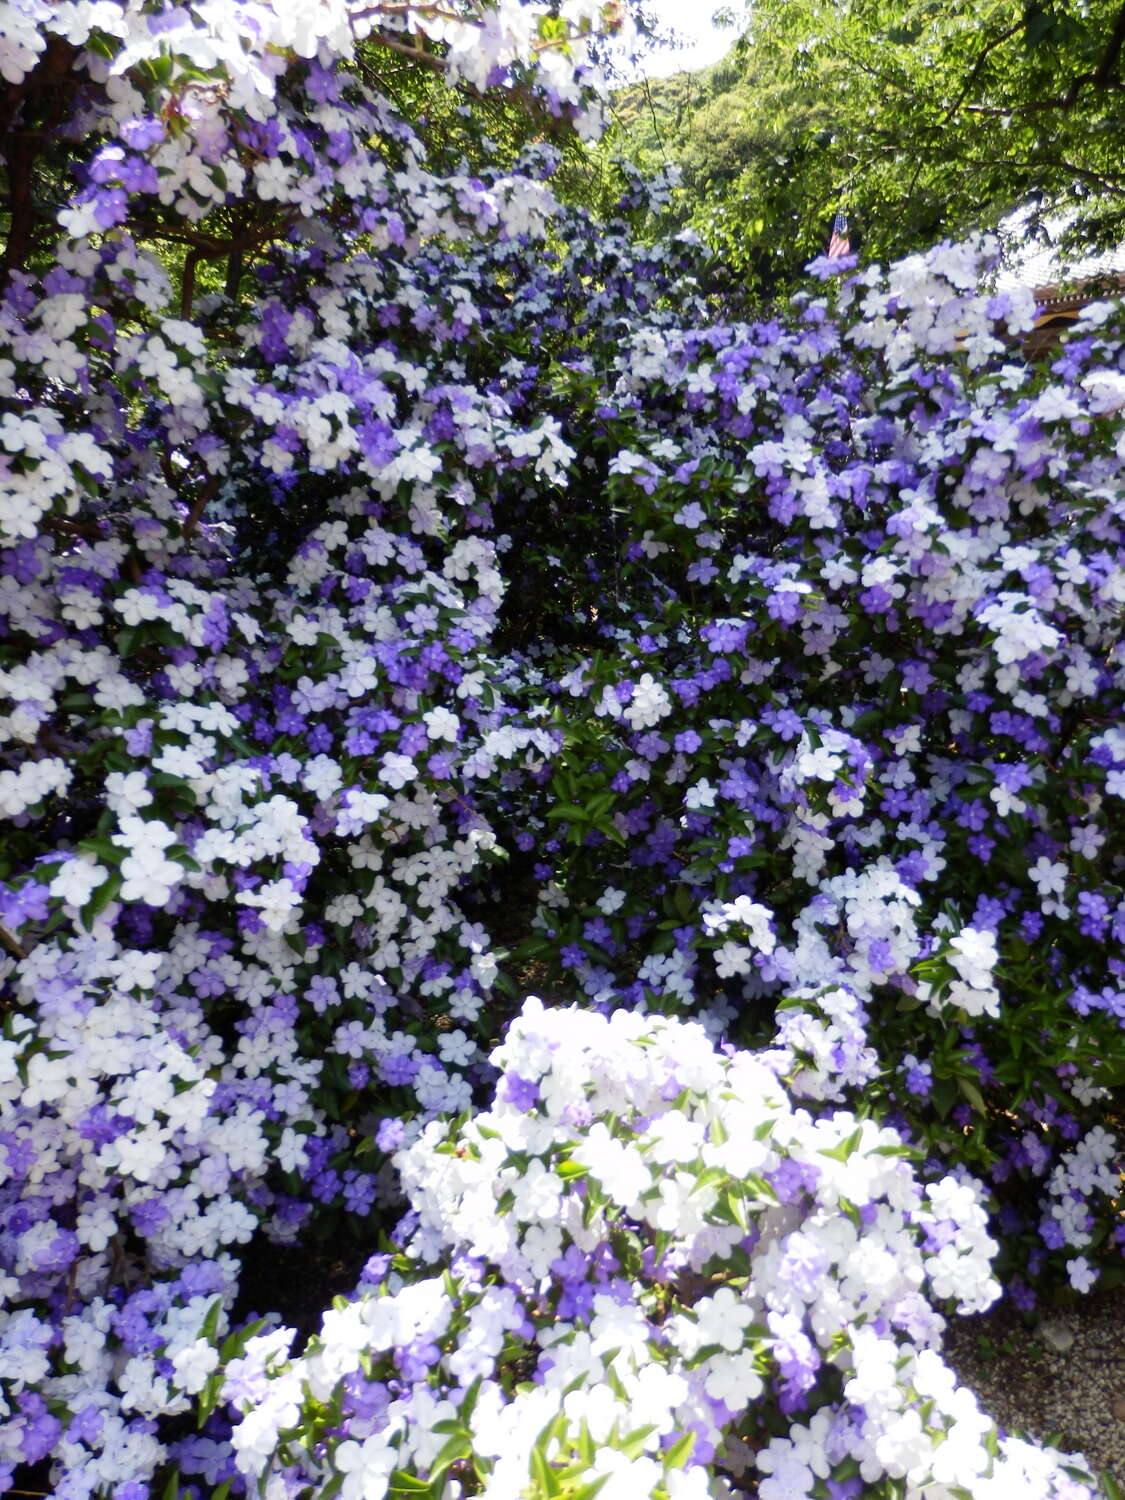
[0,923,28,959]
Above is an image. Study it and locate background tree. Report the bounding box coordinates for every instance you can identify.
[609,0,1125,295]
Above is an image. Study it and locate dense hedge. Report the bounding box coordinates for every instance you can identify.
[0,4,1122,1497]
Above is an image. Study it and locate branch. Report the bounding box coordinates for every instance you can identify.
[366,30,449,75]
[957,2,1125,116]
[961,85,1125,115]
[1089,0,1125,89]
[0,36,77,291]
[0,34,75,138]
[1,132,39,288]
[362,11,604,76]
[0,922,28,960]
[938,19,1025,125]
[181,473,222,541]
[352,0,484,22]
[224,247,243,301]
[180,245,203,318]
[138,212,294,318]
[129,219,230,253]
[948,151,1125,196]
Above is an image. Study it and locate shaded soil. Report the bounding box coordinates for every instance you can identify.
[234,1230,373,1346]
[945,1284,1125,1492]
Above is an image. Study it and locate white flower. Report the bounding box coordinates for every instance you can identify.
[422,706,459,741]
[171,1338,220,1394]
[49,855,108,908]
[236,878,302,932]
[1028,857,1067,898]
[118,846,184,906]
[571,1123,649,1208]
[114,949,163,990]
[379,753,417,790]
[684,779,716,810]
[703,1350,764,1406]
[714,941,752,978]
[1069,824,1103,859]
[437,1029,476,1068]
[948,927,997,989]
[302,755,343,799]
[692,1287,752,1353]
[335,1433,398,1500]
[596,887,625,915]
[623,673,671,730]
[1066,1256,1099,1294]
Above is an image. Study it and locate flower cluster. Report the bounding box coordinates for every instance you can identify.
[213,1000,1099,1500]
[501,251,1125,1304]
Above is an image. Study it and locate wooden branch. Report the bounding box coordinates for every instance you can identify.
[1090,0,1125,89]
[365,31,449,74]
[224,247,243,301]
[0,36,79,291]
[1,133,38,284]
[181,245,203,318]
[0,922,28,960]
[961,84,1125,115]
[0,34,76,137]
[353,1,481,25]
[947,4,1125,118]
[953,152,1125,195]
[181,473,222,541]
[129,219,228,253]
[938,20,1025,125]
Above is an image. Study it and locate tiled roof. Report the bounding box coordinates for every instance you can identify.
[992,206,1125,298]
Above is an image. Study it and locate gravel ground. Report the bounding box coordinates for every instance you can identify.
[944,1284,1125,1495]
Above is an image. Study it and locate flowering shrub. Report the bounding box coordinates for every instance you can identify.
[0,0,1122,1495]
[209,1000,1100,1500]
[499,258,1125,1305]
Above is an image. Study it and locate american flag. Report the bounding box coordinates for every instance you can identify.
[827,209,851,259]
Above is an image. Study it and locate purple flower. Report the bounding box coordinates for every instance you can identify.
[375,1118,406,1152]
[500,1071,539,1111]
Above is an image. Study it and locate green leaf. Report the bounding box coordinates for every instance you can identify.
[529,1441,562,1497]
[744,1173,778,1204]
[663,1430,696,1470]
[387,1473,434,1495]
[956,1075,988,1116]
[458,1376,483,1427]
[556,1159,589,1179]
[576,1421,596,1466]
[726,1188,753,1236]
[80,871,122,929]
[429,1431,471,1482]
[617,1424,657,1461]
[567,1476,612,1500]
[819,1126,863,1162]
[545,803,588,821]
[931,1077,957,1121]
[201,1296,223,1343]
[585,790,618,818]
[219,1317,266,1363]
[77,837,119,862]
[569,1479,610,1500]
[1096,1470,1123,1500]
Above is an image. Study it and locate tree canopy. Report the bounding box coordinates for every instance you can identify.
[609,0,1125,295]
